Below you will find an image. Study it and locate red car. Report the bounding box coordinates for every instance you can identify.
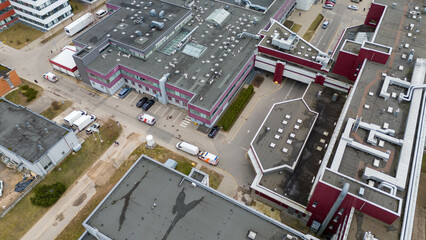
[325,1,335,5]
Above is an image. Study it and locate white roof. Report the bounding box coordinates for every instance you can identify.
[206,8,230,25]
[50,46,77,70]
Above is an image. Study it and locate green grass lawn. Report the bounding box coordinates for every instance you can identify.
[69,0,87,16]
[290,24,302,33]
[302,14,324,42]
[40,101,73,120]
[4,79,43,106]
[0,23,44,49]
[200,166,224,190]
[0,119,121,240]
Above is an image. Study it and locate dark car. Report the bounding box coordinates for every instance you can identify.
[136,97,148,108]
[208,126,220,138]
[142,99,155,111]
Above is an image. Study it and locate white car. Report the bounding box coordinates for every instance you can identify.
[0,180,3,197]
[86,123,100,134]
[348,5,359,10]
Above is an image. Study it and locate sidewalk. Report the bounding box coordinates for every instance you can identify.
[287,2,325,37]
[22,127,142,240]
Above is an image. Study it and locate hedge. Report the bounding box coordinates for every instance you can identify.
[217,85,255,131]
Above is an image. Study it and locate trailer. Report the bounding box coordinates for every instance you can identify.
[64,13,95,37]
[73,114,96,131]
[64,110,86,126]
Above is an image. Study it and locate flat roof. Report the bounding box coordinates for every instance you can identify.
[50,47,77,69]
[324,0,426,208]
[75,0,191,51]
[251,98,318,171]
[254,83,347,206]
[82,155,308,240]
[76,0,290,111]
[0,98,69,163]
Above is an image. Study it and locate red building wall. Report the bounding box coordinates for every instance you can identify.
[332,51,358,80]
[364,2,386,27]
[307,181,399,235]
[0,0,17,28]
[258,46,323,71]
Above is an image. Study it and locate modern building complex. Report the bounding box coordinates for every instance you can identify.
[79,155,318,240]
[9,0,72,30]
[0,0,18,29]
[247,0,426,239]
[0,63,21,96]
[72,0,296,127]
[0,98,81,176]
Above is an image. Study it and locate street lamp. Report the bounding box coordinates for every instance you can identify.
[92,128,103,143]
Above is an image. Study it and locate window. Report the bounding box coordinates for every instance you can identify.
[333,216,339,222]
[312,201,318,208]
[338,208,344,215]
[168,96,172,101]
[328,225,333,230]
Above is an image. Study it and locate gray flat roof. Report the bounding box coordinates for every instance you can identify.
[0,98,69,163]
[78,0,289,111]
[325,0,426,203]
[83,155,307,240]
[251,98,318,171]
[75,0,191,51]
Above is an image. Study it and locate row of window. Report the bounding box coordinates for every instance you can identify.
[190,108,210,120]
[0,14,17,26]
[121,69,159,88]
[18,9,70,28]
[11,0,62,11]
[13,2,69,20]
[0,4,13,15]
[165,87,191,100]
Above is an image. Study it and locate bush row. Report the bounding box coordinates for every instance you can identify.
[30,182,67,207]
[20,85,38,102]
[217,85,254,131]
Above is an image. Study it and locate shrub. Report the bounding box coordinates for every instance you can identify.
[20,85,29,90]
[217,85,254,131]
[52,101,60,110]
[30,182,66,207]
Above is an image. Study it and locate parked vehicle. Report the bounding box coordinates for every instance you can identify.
[136,97,148,108]
[0,180,3,197]
[86,123,100,134]
[198,152,219,166]
[96,9,108,18]
[74,114,96,131]
[323,4,334,9]
[208,126,220,138]
[118,87,132,98]
[351,0,361,3]
[138,113,156,125]
[43,72,58,82]
[325,1,335,5]
[64,13,95,37]
[322,20,330,29]
[64,110,87,126]
[176,142,200,155]
[348,5,359,10]
[142,99,155,110]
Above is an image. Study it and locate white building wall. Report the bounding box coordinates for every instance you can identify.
[46,137,71,165]
[296,0,315,11]
[0,145,47,175]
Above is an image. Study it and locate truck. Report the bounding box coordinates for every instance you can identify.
[64,13,95,37]
[176,142,200,155]
[198,152,219,166]
[73,114,96,131]
[64,110,87,126]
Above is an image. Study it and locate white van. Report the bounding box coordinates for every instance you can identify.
[138,113,156,125]
[96,9,107,18]
[198,152,219,166]
[176,142,200,155]
[43,72,58,82]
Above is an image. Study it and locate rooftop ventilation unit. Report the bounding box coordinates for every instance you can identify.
[146,1,152,7]
[135,30,142,36]
[150,9,156,17]
[150,21,164,30]
[247,230,257,239]
[158,10,165,19]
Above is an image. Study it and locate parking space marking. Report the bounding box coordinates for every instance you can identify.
[112,95,119,99]
[173,112,182,123]
[129,94,139,104]
[168,109,176,118]
[153,105,162,114]
[160,107,170,117]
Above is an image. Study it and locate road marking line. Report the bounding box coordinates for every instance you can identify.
[153,105,162,114]
[112,95,118,99]
[130,94,139,103]
[326,21,342,53]
[160,107,169,117]
[168,109,175,117]
[173,112,182,123]
[240,147,248,151]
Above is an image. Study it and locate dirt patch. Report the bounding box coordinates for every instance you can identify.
[199,166,224,190]
[252,200,281,221]
[0,164,25,209]
[252,75,264,88]
[55,213,65,222]
[87,161,115,186]
[126,132,140,140]
[73,193,87,207]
